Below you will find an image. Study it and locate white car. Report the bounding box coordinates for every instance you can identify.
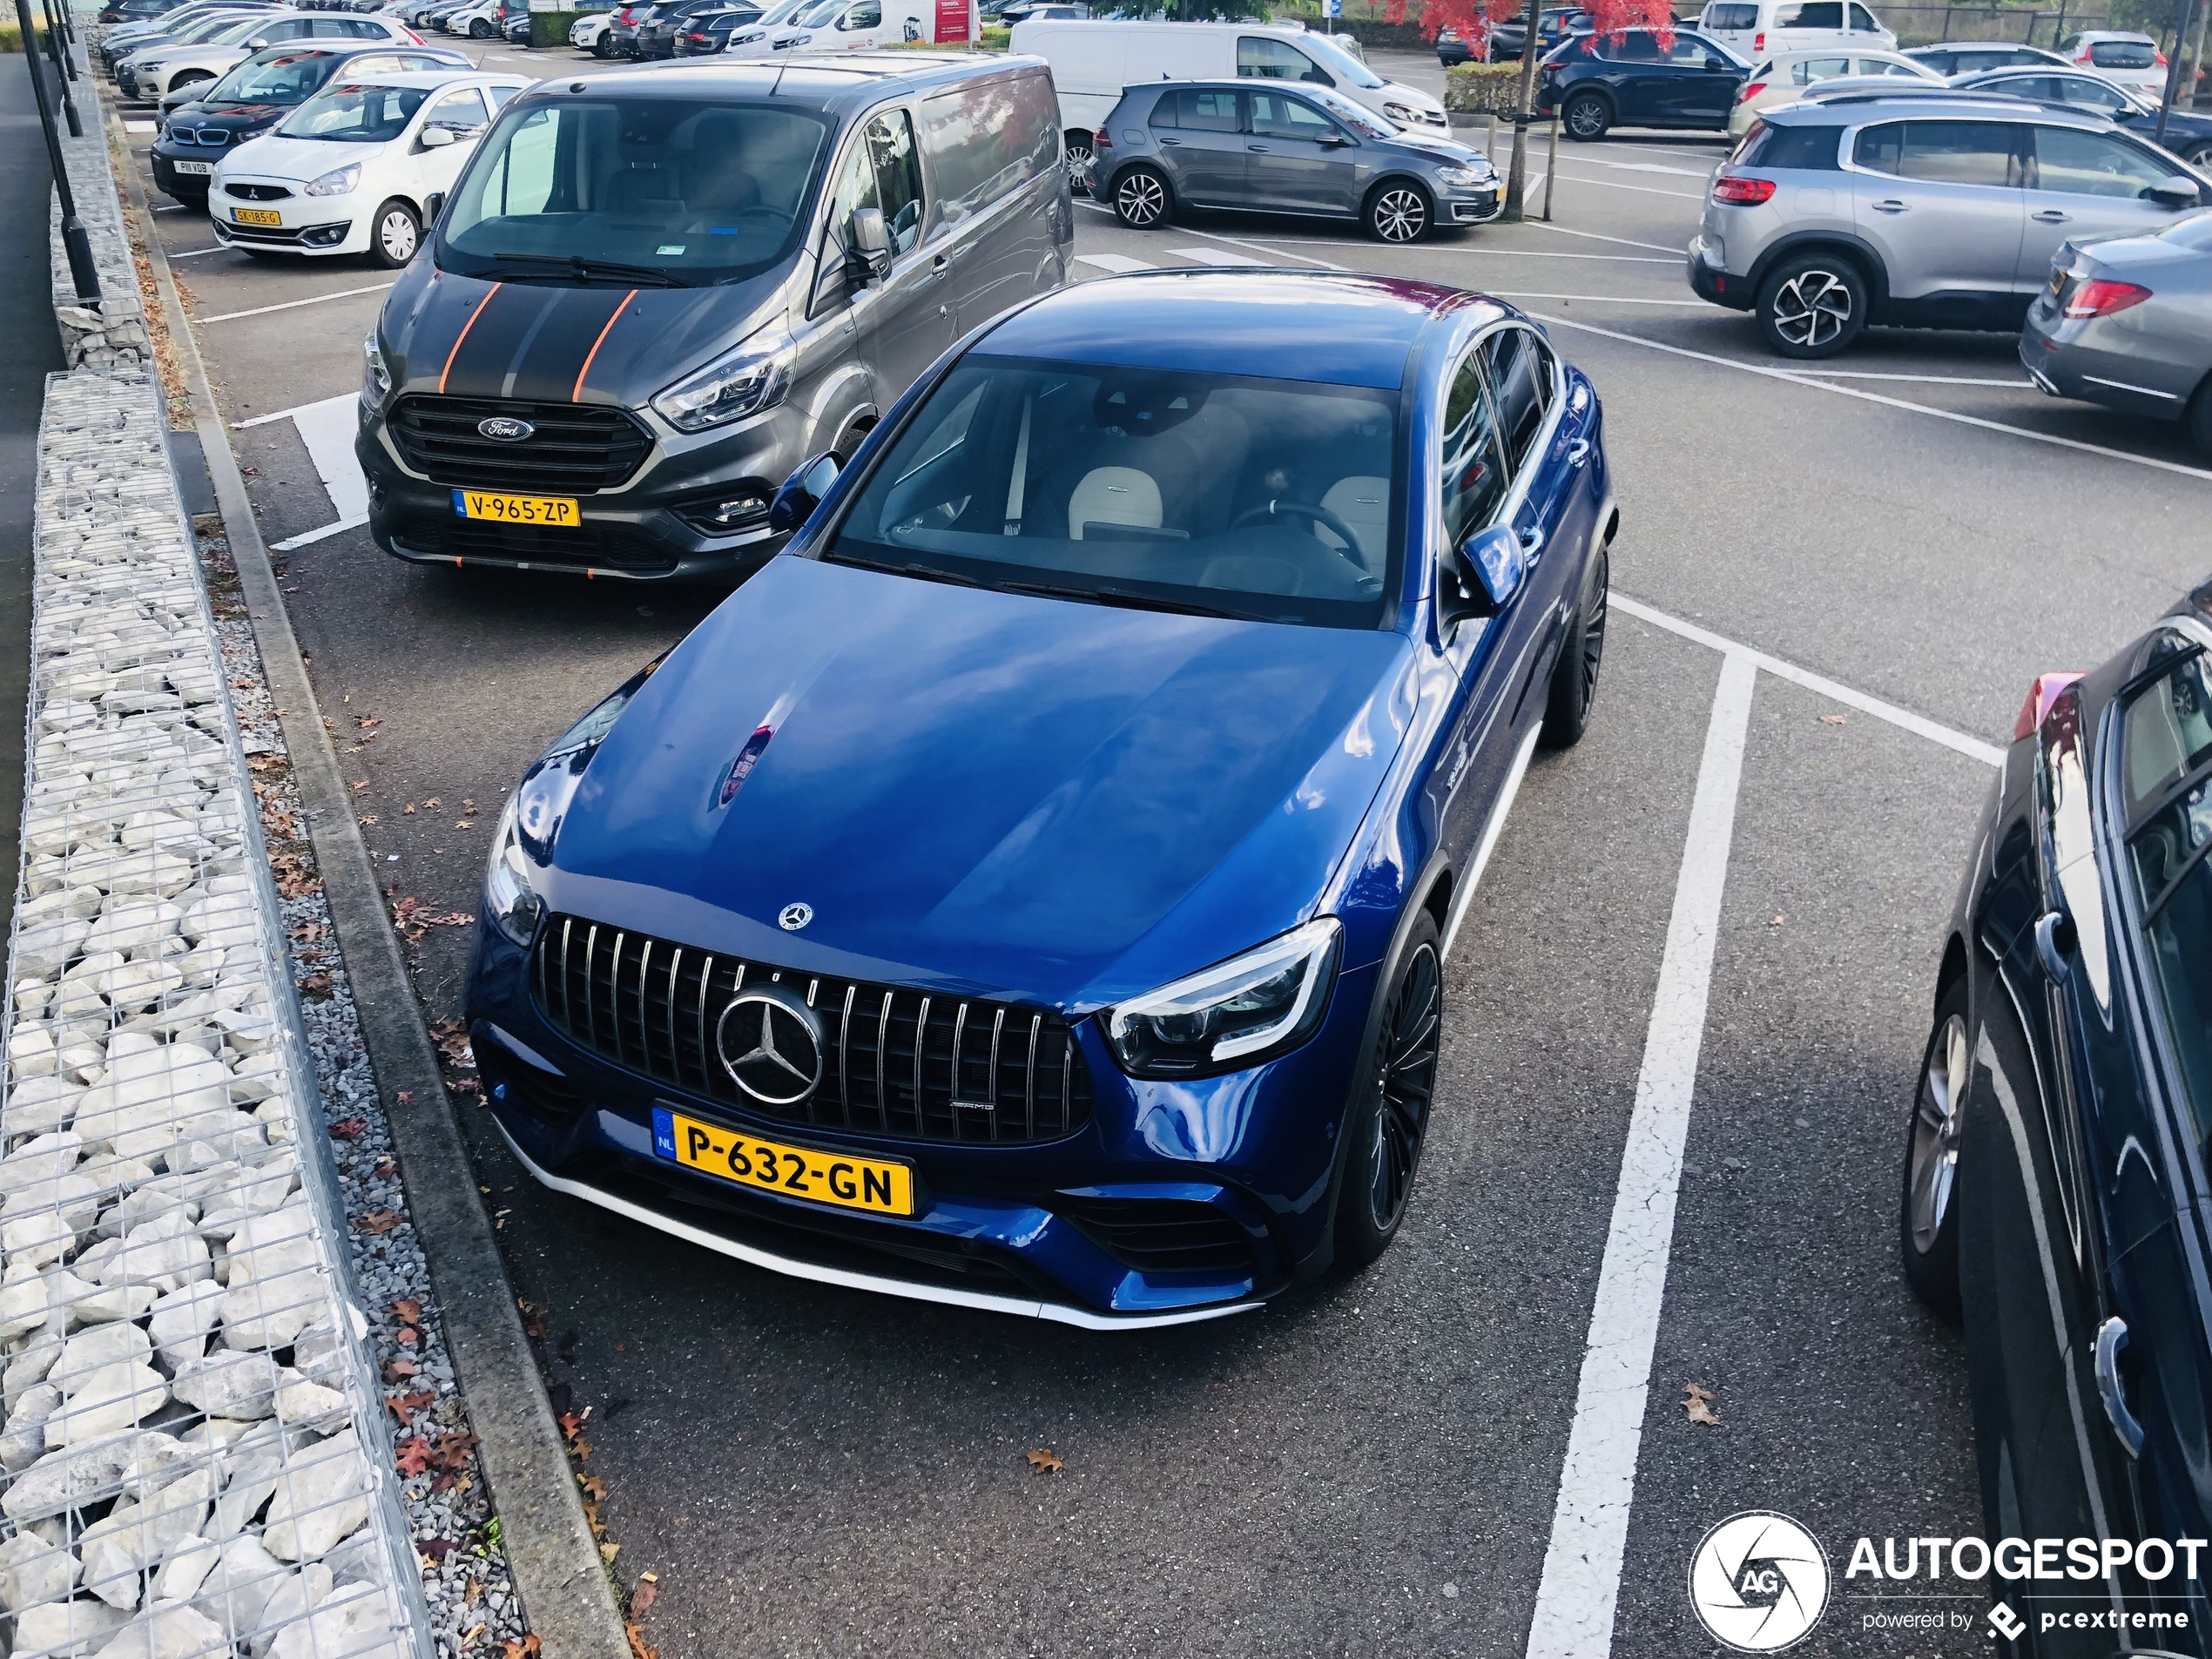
[716,0,976,57]
[2057,30,2169,98]
[442,0,503,34]
[120,14,423,101]
[568,8,613,48]
[210,70,527,266]
[1695,0,1896,62]
[1727,44,1939,134]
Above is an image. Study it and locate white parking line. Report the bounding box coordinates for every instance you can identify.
[1534,224,1686,255]
[232,394,370,550]
[1489,293,1710,307]
[1794,368,2033,387]
[1073,252,1157,273]
[1525,651,1757,1659]
[194,282,397,324]
[124,120,156,133]
[1167,246,1272,266]
[169,246,227,260]
[1615,593,2005,766]
[1534,311,2212,484]
[1199,235,1677,265]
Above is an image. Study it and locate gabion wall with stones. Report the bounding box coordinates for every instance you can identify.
[47,118,148,376]
[0,369,435,1659]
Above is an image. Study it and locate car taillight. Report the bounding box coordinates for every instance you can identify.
[2062,278,2152,318]
[1752,28,1764,48]
[2156,49,2168,64]
[2014,672,2085,741]
[403,25,421,37]
[1711,173,1776,204]
[1092,127,1110,148]
[1737,79,1764,101]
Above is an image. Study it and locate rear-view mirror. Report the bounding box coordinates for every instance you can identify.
[1440,525,1525,630]
[2149,174,2202,210]
[420,124,455,147]
[846,205,893,280]
[246,34,266,45]
[768,452,842,536]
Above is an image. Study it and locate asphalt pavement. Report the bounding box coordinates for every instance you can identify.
[100,37,2212,1659]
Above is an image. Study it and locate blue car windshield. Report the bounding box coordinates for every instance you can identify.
[821,355,1403,630]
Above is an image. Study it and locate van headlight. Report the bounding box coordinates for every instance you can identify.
[732,25,763,40]
[361,330,392,411]
[305,161,361,197]
[1383,100,1418,122]
[482,796,544,948]
[1103,917,1341,1079]
[651,330,794,433]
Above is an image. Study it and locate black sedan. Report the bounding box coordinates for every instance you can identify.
[632,0,734,54]
[1902,588,2212,1647]
[1534,24,1747,139]
[1953,64,2212,170]
[1441,7,1588,65]
[149,41,469,205]
[670,4,765,52]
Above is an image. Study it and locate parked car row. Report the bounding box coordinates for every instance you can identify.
[103,2,428,102]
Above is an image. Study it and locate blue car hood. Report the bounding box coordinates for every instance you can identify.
[543,558,1414,1012]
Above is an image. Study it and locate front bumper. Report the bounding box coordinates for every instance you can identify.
[150,145,220,197]
[357,393,800,580]
[463,914,1376,1322]
[1448,188,1503,224]
[210,194,361,253]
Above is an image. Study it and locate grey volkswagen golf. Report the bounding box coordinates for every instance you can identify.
[1090,79,1500,243]
[1686,90,2211,356]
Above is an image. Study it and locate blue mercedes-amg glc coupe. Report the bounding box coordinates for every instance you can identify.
[463,271,1618,1328]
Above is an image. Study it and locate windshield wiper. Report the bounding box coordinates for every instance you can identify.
[999,580,1247,620]
[825,552,984,589]
[492,253,691,287]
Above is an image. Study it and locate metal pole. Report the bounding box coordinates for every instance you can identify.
[1501,0,1541,221]
[2188,0,2209,105]
[2157,0,2195,145]
[44,0,76,79]
[2052,0,2067,45]
[35,0,80,134]
[15,0,99,302]
[1541,107,1558,219]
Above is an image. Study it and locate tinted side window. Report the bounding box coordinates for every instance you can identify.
[2053,74,2133,112]
[920,78,1050,226]
[1667,32,1716,64]
[1777,1,1842,25]
[1599,29,1661,59]
[1848,3,1879,28]
[1163,87,1239,132]
[1439,354,1508,554]
[2031,126,2176,198]
[1480,327,1553,471]
[1863,120,2021,185]
[1750,120,1839,169]
[1791,54,1851,81]
[1238,36,1329,83]
[1704,3,1758,28]
[1249,90,1337,140]
[424,85,488,133]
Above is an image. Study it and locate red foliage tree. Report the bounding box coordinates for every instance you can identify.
[1378,0,1674,53]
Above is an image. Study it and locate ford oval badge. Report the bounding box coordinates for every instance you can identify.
[478,416,535,442]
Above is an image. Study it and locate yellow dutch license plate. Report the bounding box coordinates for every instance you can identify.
[231,206,282,226]
[453,489,580,527]
[653,1106,915,1217]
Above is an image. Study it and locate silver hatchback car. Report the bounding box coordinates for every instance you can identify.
[1686,91,2211,355]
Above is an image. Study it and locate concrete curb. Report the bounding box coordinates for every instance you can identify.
[108,113,630,1659]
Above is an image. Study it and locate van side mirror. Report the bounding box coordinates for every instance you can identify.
[2149,174,2202,210]
[846,206,892,280]
[1440,524,1525,631]
[768,452,841,536]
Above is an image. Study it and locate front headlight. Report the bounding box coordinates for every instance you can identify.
[732,26,762,40]
[305,162,360,197]
[1103,917,1342,1079]
[482,796,544,948]
[361,331,392,411]
[1436,165,1494,187]
[1383,100,1416,122]
[651,330,793,434]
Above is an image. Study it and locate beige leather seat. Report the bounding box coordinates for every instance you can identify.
[1318,475,1390,570]
[1067,467,1163,540]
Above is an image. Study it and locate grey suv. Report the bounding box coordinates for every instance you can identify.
[1092,79,1500,243]
[1686,91,2211,356]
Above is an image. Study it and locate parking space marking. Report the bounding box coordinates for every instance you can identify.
[169,246,227,260]
[1167,226,1345,269]
[1487,293,1710,307]
[1534,311,2212,484]
[1532,224,1688,254]
[1167,246,1272,266]
[1793,368,2033,387]
[1526,651,1757,1659]
[234,395,370,550]
[1073,253,1157,274]
[195,282,398,325]
[1197,236,1677,264]
[124,120,156,133]
[1614,593,2005,766]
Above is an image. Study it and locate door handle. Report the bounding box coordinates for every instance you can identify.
[1872,199,1908,212]
[2032,209,2071,223]
[1517,525,1545,557]
[1158,136,1180,145]
[1565,437,1591,467]
[931,253,948,271]
[2033,909,2075,981]
[1247,143,1270,152]
[2095,1317,2146,1459]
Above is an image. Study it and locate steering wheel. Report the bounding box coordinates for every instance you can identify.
[1232,499,1372,574]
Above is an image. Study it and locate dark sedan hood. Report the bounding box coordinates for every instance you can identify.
[1386,132,1490,166]
[165,100,292,129]
[381,261,786,407]
[538,557,1414,1011]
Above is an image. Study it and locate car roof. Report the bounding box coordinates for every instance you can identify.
[1777,87,2115,126]
[2071,29,2156,39]
[329,67,528,85]
[515,52,1049,113]
[977,271,1480,391]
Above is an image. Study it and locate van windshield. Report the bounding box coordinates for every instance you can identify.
[438,97,832,287]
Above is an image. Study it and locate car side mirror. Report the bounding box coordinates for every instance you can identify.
[246,34,266,45]
[846,205,893,280]
[1440,525,1524,630]
[424,190,446,225]
[769,452,842,536]
[1705,54,1728,69]
[2149,174,2202,210]
[420,124,455,147]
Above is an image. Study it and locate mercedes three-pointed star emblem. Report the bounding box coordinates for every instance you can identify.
[714,984,824,1106]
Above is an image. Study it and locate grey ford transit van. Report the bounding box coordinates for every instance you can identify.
[356,53,1072,579]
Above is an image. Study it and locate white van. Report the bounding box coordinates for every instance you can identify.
[1008,19,1448,153]
[1695,0,1895,61]
[719,0,978,58]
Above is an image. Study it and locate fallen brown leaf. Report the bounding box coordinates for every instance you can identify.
[578,1474,608,1502]
[624,1621,656,1659]
[351,780,369,792]
[498,1636,541,1659]
[327,1118,368,1141]
[390,1298,422,1325]
[357,1210,402,1235]
[632,1577,659,1616]
[1025,1448,1064,1475]
[1683,1382,1721,1427]
[384,1390,435,1427]
[600,1541,621,1565]
[519,1299,550,1339]
[1818,713,1848,726]
[395,1438,432,1476]
[402,804,416,814]
[381,1357,419,1384]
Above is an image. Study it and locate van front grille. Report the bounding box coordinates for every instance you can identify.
[388,395,652,492]
[531,914,1094,1146]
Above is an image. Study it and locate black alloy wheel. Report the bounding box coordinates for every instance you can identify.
[1113,165,1170,229]
[469,15,491,32]
[1899,979,1968,1318]
[1336,914,1444,1269]
[1366,180,1430,243]
[1541,542,1608,747]
[1562,90,1611,140]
